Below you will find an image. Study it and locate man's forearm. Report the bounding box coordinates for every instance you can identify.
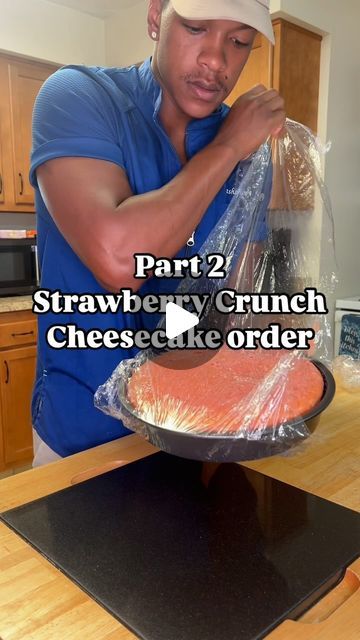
[102,141,239,290]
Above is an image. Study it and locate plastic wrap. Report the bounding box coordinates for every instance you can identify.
[95,119,337,462]
[333,355,360,392]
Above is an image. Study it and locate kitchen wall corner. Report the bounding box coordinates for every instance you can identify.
[0,0,106,66]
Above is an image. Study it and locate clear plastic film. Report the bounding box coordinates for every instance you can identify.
[95,119,337,462]
[333,355,360,392]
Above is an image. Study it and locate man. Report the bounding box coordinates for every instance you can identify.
[30,0,285,464]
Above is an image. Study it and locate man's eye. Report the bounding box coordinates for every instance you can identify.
[185,25,204,35]
[232,38,251,48]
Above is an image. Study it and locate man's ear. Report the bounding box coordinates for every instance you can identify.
[147,0,163,40]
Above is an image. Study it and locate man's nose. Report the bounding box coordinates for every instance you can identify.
[198,41,227,73]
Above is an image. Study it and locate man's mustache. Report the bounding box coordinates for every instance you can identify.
[182,73,228,92]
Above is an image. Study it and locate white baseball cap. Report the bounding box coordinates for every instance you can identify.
[170,0,275,44]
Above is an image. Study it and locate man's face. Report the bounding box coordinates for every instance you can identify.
[150,2,256,121]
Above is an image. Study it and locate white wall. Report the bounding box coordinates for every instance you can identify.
[105,0,152,67]
[0,0,106,66]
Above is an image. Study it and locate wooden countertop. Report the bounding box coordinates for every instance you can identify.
[0,387,359,639]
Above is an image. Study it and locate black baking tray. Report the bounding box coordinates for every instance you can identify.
[1,453,359,640]
[118,360,336,462]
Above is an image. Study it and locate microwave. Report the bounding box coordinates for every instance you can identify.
[0,237,39,297]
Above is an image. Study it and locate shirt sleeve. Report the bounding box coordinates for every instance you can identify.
[30,65,127,188]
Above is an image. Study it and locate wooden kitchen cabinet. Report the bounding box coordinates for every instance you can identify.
[226,19,322,133]
[0,54,58,213]
[0,310,37,469]
[0,134,5,206]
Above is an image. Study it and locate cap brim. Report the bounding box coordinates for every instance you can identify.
[171,0,275,45]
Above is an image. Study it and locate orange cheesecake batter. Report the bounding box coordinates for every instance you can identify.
[127,348,324,435]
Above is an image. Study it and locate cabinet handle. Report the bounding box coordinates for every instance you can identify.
[4,360,9,384]
[19,172,24,196]
[0,173,2,195]
[11,330,34,338]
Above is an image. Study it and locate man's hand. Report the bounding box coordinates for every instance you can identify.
[214,84,286,161]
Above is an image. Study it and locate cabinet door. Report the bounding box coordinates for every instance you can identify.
[0,58,13,209]
[7,59,55,206]
[0,345,36,465]
[225,33,272,106]
[0,136,4,206]
[272,20,322,133]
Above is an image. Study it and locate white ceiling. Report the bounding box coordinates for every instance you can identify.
[46,0,144,19]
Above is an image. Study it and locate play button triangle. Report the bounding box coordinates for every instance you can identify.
[165,302,199,340]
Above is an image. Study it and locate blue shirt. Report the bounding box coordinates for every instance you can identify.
[30,57,269,457]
